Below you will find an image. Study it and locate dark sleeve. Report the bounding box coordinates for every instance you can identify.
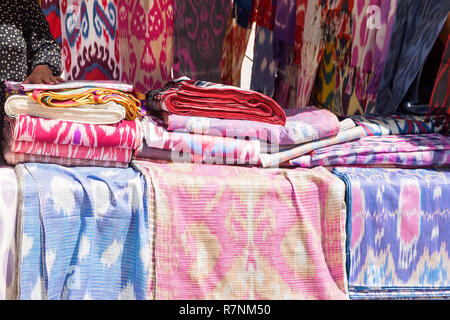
[23,0,62,76]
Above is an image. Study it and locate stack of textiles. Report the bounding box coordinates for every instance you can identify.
[132,160,349,300]
[284,114,450,168]
[138,78,352,166]
[2,81,143,168]
[333,167,450,299]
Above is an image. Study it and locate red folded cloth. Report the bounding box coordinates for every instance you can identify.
[147,79,287,125]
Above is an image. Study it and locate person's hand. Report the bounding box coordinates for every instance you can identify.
[23,65,65,84]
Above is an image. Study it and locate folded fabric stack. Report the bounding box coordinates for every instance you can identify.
[2,81,143,167]
[139,78,351,166]
[284,114,450,169]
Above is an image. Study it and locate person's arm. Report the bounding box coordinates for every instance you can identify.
[22,0,64,84]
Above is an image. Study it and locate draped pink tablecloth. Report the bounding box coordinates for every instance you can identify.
[133,160,349,300]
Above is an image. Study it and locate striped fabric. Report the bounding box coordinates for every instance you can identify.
[333,167,450,299]
[133,160,349,300]
[16,164,150,300]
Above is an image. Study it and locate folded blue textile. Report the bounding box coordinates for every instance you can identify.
[17,164,149,300]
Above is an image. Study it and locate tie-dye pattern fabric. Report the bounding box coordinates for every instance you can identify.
[273,0,296,63]
[351,114,444,136]
[17,163,149,300]
[250,26,278,97]
[39,0,62,47]
[296,0,324,108]
[7,115,142,150]
[173,0,231,82]
[0,162,18,300]
[164,106,340,146]
[137,116,261,166]
[220,14,252,86]
[333,167,450,299]
[61,0,121,80]
[133,160,348,300]
[288,134,450,168]
[371,0,450,115]
[118,0,173,92]
[260,125,365,168]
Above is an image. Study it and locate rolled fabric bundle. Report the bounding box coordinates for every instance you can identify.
[4,95,126,125]
[28,87,143,121]
[146,78,287,126]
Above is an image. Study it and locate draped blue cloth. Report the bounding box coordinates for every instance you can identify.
[370,0,450,115]
[17,164,149,300]
[333,167,450,299]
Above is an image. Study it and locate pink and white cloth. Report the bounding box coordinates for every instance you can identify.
[133,160,349,300]
[136,116,261,165]
[164,106,341,146]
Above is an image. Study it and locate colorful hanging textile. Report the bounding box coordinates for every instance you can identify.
[163,106,340,145]
[147,78,287,125]
[137,116,261,166]
[296,0,324,108]
[7,115,142,150]
[60,0,121,80]
[250,26,278,97]
[133,160,348,300]
[0,163,18,300]
[365,0,398,102]
[4,95,126,125]
[39,0,62,47]
[428,33,450,121]
[220,13,252,86]
[17,164,150,300]
[333,167,450,299]
[172,0,231,82]
[312,41,336,111]
[118,0,173,92]
[289,133,450,168]
[233,0,254,29]
[28,88,142,121]
[273,0,296,63]
[351,114,444,136]
[260,125,365,168]
[370,0,450,115]
[255,0,275,30]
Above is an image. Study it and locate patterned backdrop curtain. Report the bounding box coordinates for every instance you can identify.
[117,0,174,93]
[59,0,121,81]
